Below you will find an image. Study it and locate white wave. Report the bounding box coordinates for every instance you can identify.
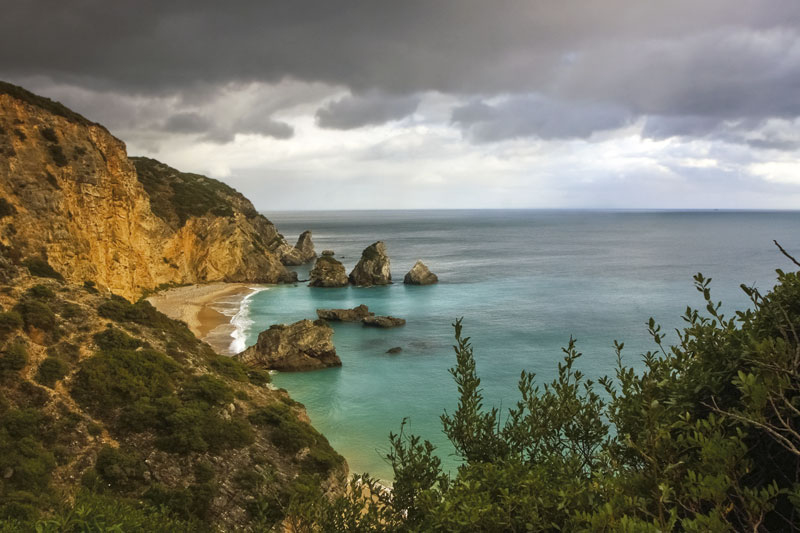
[228,287,268,354]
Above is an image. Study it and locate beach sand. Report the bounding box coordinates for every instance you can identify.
[147,283,256,353]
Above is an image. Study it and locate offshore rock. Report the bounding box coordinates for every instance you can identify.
[403,260,438,285]
[281,230,316,266]
[237,319,341,371]
[321,249,335,256]
[386,346,403,354]
[349,241,391,286]
[308,255,349,287]
[316,304,374,322]
[362,315,406,328]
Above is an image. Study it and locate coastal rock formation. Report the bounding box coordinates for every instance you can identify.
[362,315,406,328]
[308,255,349,287]
[386,346,403,354]
[281,230,316,265]
[349,241,391,286]
[404,260,438,285]
[317,304,374,322]
[237,319,342,371]
[321,249,335,256]
[0,82,295,300]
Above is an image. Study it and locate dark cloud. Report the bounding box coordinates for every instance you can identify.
[164,112,211,133]
[452,96,632,142]
[316,92,420,129]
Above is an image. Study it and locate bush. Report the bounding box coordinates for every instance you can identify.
[83,280,98,293]
[95,445,145,491]
[0,311,23,340]
[35,356,69,388]
[0,341,27,377]
[181,375,234,406]
[0,198,16,219]
[14,299,56,331]
[26,284,55,300]
[40,126,58,143]
[98,296,197,350]
[247,368,271,387]
[48,144,68,167]
[22,257,63,281]
[209,355,249,382]
[93,326,142,351]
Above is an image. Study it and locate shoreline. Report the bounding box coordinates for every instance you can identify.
[146,283,261,354]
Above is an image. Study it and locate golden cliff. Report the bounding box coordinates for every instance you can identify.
[0,82,296,300]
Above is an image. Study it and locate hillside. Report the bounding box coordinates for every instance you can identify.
[0,82,297,300]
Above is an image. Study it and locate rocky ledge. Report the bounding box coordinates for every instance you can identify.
[237,319,342,371]
[282,230,317,266]
[404,260,438,285]
[349,241,391,286]
[309,255,349,287]
[317,304,374,322]
[362,315,406,328]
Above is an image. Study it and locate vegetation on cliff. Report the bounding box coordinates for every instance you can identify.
[292,250,800,531]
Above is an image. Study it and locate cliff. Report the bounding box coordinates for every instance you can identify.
[0,82,295,301]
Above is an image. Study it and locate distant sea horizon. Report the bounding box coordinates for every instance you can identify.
[231,209,800,482]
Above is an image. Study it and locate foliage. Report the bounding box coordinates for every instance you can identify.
[0,310,22,341]
[35,356,69,388]
[22,257,64,281]
[290,261,800,531]
[14,298,56,331]
[97,295,198,350]
[93,326,142,351]
[209,354,250,382]
[0,198,16,219]
[0,341,27,379]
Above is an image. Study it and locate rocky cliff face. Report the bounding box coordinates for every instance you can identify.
[237,319,342,371]
[281,230,316,266]
[0,82,294,300]
[349,241,391,286]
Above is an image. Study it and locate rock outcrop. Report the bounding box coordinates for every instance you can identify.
[386,346,403,354]
[404,260,438,285]
[0,82,295,300]
[316,304,374,322]
[308,255,349,287]
[362,315,406,328]
[281,230,316,265]
[237,319,342,371]
[321,249,335,256]
[349,241,391,286]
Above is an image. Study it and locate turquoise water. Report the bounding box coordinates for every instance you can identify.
[242,210,800,482]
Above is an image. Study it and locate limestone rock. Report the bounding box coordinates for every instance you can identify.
[308,255,349,287]
[362,315,406,328]
[281,230,316,266]
[316,304,374,322]
[403,260,438,285]
[0,84,295,300]
[237,319,341,371]
[349,241,391,286]
[321,250,335,256]
[386,346,403,354]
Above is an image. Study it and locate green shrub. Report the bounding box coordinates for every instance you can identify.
[0,310,23,340]
[247,368,271,387]
[95,445,145,491]
[14,299,56,331]
[181,375,234,406]
[0,198,16,219]
[40,126,57,143]
[35,356,69,388]
[98,296,197,349]
[45,341,80,362]
[83,280,98,293]
[143,483,215,522]
[26,284,55,300]
[22,257,63,281]
[93,326,142,351]
[0,341,27,377]
[48,144,68,167]
[209,355,249,382]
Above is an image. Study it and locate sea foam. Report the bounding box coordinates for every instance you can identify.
[228,287,268,354]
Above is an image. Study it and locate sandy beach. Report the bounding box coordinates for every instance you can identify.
[147,283,257,353]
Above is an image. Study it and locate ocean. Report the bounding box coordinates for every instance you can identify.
[232,210,800,482]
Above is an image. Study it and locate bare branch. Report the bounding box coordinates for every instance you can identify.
[774,240,800,269]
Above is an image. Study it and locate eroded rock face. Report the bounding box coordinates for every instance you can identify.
[403,260,438,285]
[237,319,341,371]
[0,85,294,300]
[281,230,316,266]
[362,315,406,328]
[308,255,349,287]
[349,241,391,286]
[316,304,374,322]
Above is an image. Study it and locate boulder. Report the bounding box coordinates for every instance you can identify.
[321,249,335,256]
[316,304,374,322]
[386,346,403,354]
[403,260,438,285]
[281,230,317,265]
[362,315,406,328]
[308,255,349,287]
[349,241,391,286]
[237,319,341,371]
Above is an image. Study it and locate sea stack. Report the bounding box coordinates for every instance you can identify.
[317,304,374,322]
[403,260,438,285]
[281,230,316,265]
[349,241,391,286]
[237,319,341,371]
[308,254,349,287]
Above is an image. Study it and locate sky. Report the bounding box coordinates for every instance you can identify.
[2,1,800,210]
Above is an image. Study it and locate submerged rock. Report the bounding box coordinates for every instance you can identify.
[237,319,341,371]
[349,241,391,286]
[316,304,374,322]
[308,255,349,287]
[282,230,317,265]
[362,315,406,328]
[403,260,438,285]
[386,346,403,354]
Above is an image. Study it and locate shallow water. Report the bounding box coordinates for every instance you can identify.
[239,210,800,482]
